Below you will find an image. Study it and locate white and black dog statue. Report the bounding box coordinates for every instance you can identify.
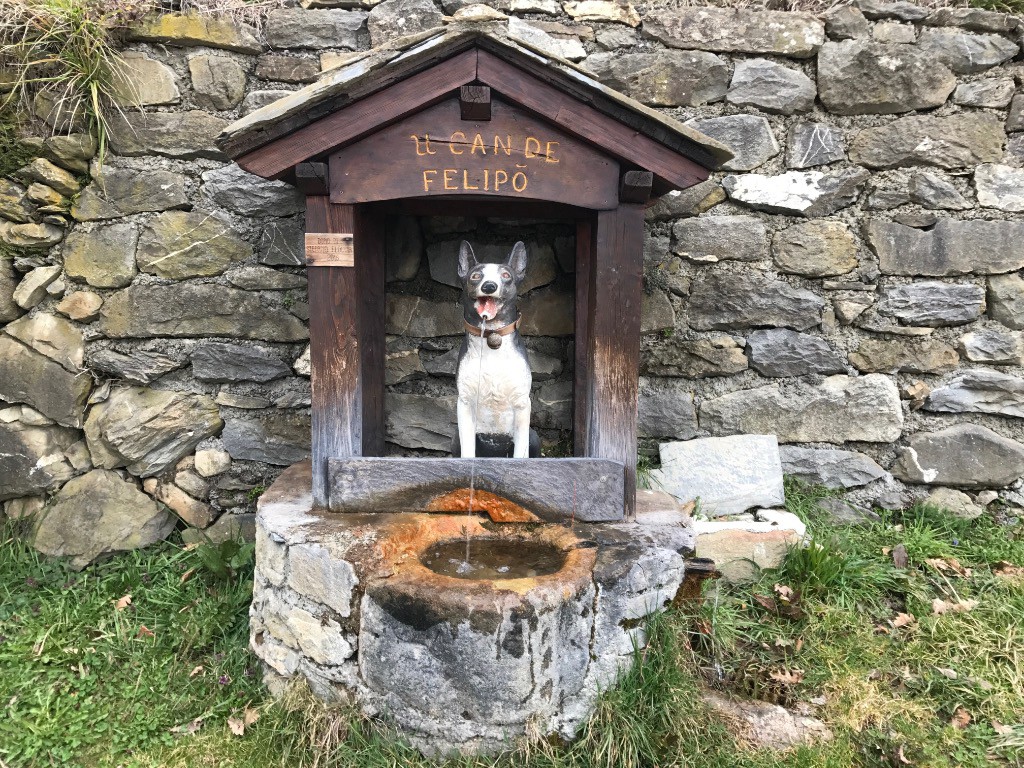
[452,240,541,459]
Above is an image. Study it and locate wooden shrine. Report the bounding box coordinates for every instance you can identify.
[217,25,730,517]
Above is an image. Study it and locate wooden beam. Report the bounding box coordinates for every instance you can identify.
[306,198,361,507]
[476,50,709,191]
[236,50,478,179]
[573,217,593,456]
[582,204,645,517]
[459,85,491,120]
[295,162,329,195]
[619,170,653,204]
[355,205,386,457]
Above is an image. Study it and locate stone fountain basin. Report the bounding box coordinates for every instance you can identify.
[250,461,696,755]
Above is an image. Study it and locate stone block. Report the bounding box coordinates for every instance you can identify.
[724,168,869,217]
[385,294,463,337]
[328,456,626,521]
[192,342,291,383]
[108,110,228,160]
[849,114,1003,170]
[222,412,312,465]
[672,216,767,263]
[87,349,184,384]
[367,0,440,46]
[925,368,1024,418]
[0,335,91,428]
[32,469,174,570]
[0,413,78,502]
[773,220,857,277]
[849,337,959,373]
[786,123,845,169]
[508,18,586,61]
[266,8,367,48]
[101,284,307,341]
[642,7,824,57]
[892,424,1024,487]
[637,378,698,440]
[779,446,887,489]
[72,167,188,221]
[817,40,955,114]
[694,511,804,582]
[585,51,728,106]
[63,223,139,288]
[188,55,247,111]
[110,52,180,106]
[686,272,824,331]
[201,164,304,218]
[699,374,903,443]
[288,542,359,616]
[875,281,985,327]
[960,328,1024,365]
[746,329,846,377]
[129,14,262,53]
[867,219,1024,276]
[975,164,1024,213]
[652,435,784,517]
[641,334,748,378]
[918,29,1018,74]
[726,59,815,115]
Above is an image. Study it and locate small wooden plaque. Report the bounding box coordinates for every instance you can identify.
[305,233,354,266]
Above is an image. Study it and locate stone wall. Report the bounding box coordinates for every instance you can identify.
[2,0,1024,563]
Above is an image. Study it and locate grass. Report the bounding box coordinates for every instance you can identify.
[4,481,1024,768]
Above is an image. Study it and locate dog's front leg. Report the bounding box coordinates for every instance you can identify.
[512,406,530,459]
[457,399,476,459]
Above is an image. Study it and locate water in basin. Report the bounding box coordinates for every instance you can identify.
[421,538,566,580]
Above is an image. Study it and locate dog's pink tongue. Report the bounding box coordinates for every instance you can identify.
[475,297,499,320]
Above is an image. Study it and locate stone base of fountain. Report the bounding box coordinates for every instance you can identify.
[250,461,696,755]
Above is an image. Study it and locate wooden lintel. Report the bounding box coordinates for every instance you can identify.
[460,85,491,120]
[619,170,653,204]
[295,162,329,195]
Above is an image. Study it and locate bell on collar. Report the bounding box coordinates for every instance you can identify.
[486,331,503,350]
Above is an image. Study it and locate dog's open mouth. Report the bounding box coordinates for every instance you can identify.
[474,297,501,321]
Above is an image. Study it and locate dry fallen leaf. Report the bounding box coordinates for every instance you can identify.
[179,567,197,584]
[891,544,909,570]
[244,706,260,727]
[992,721,1014,736]
[892,612,916,629]
[992,561,1024,583]
[115,594,132,611]
[935,667,958,680]
[228,715,245,737]
[926,557,971,578]
[170,717,204,736]
[897,744,913,765]
[136,625,155,639]
[773,583,795,601]
[951,707,972,730]
[769,668,805,685]
[189,665,204,678]
[932,598,979,615]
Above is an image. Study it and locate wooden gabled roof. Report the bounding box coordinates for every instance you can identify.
[217,23,733,193]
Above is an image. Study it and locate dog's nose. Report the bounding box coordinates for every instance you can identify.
[481,281,498,294]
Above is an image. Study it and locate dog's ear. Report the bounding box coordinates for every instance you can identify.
[506,241,528,281]
[457,241,476,281]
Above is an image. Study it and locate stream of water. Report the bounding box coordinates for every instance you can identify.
[458,318,488,575]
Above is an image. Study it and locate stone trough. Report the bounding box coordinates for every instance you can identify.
[251,462,697,754]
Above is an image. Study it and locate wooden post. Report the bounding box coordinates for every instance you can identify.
[306,198,359,507]
[355,206,386,457]
[573,217,593,455]
[580,205,645,517]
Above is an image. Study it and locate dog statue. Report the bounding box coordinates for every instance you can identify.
[452,240,541,459]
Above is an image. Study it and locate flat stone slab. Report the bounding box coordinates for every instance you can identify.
[652,435,785,517]
[328,457,625,522]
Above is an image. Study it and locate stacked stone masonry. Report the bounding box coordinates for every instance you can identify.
[4,0,1024,559]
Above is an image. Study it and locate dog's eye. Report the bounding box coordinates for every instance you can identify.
[470,272,482,281]
[501,271,511,280]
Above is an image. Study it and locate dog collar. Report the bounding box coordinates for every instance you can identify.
[465,314,521,349]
